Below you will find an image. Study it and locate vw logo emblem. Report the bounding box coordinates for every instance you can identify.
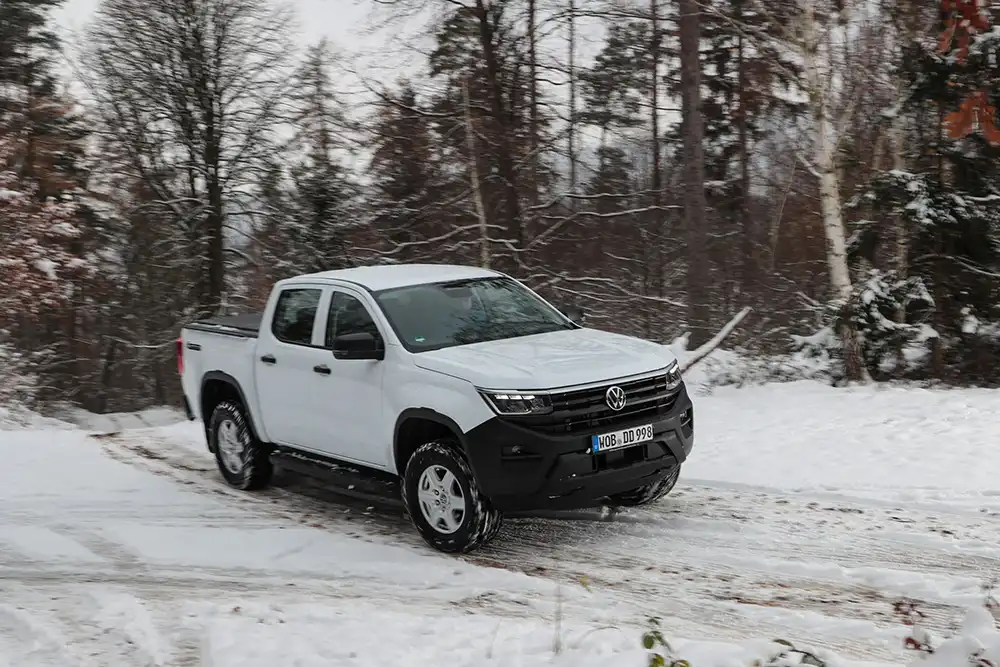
[605,385,627,411]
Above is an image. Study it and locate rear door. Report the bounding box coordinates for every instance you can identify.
[307,287,388,467]
[254,285,326,447]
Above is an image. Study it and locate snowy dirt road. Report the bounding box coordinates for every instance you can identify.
[3,381,1000,667]
[97,426,1000,663]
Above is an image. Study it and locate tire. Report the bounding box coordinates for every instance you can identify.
[402,440,503,554]
[208,400,273,490]
[606,464,681,508]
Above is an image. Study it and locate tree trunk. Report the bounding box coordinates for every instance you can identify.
[568,0,577,197]
[736,0,755,298]
[474,0,523,265]
[680,0,711,346]
[97,339,119,414]
[800,0,867,382]
[463,80,491,269]
[528,0,539,239]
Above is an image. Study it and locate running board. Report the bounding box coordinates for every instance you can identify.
[270,446,402,507]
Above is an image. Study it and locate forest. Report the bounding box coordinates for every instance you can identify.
[1,0,998,414]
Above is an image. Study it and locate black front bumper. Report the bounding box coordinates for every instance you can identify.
[463,384,694,512]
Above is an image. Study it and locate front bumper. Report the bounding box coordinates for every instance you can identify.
[463,384,694,512]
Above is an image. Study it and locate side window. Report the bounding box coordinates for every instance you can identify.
[271,288,322,346]
[325,292,380,347]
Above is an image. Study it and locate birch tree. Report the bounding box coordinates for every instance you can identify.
[741,0,872,380]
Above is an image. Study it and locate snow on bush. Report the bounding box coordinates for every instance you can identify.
[0,137,91,320]
[896,587,1000,667]
[0,336,47,429]
[635,590,1000,667]
[668,334,832,392]
[642,616,842,667]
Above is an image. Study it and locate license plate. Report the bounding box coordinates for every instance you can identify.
[591,423,654,454]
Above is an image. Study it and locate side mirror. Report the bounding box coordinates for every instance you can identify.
[560,304,586,326]
[333,332,384,361]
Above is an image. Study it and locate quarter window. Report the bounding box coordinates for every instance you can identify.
[272,288,322,346]
[326,292,381,347]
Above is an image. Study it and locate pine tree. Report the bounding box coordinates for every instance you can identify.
[0,0,62,100]
[0,0,97,404]
[856,0,1000,381]
[579,21,652,143]
[0,137,89,332]
[695,0,803,293]
[369,82,441,263]
[286,40,357,274]
[425,2,543,272]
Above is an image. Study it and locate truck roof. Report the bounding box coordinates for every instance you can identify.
[293,263,503,292]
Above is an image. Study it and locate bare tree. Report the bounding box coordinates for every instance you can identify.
[81,0,298,315]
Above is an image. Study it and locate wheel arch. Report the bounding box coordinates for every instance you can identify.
[200,371,263,450]
[393,408,467,476]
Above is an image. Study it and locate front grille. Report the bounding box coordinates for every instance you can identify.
[507,373,680,435]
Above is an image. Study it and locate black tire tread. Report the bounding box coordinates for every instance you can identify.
[402,440,502,554]
[208,400,273,491]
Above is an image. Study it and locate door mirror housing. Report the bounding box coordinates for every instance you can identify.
[333,332,384,360]
[560,304,586,327]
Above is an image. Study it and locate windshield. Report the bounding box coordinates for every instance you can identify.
[373,277,576,352]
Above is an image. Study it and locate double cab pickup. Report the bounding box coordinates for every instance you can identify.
[178,264,694,553]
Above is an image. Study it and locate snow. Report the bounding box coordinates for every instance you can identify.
[686,381,1000,496]
[2,380,1000,666]
[32,258,58,281]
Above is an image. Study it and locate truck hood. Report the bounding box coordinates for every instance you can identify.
[413,328,677,390]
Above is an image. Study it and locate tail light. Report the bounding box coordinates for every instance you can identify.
[176,337,184,374]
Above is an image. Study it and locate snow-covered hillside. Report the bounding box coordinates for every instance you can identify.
[1,381,999,667]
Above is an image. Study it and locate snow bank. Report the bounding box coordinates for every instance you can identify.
[687,380,1000,497]
[48,404,185,432]
[0,403,186,432]
[182,599,894,667]
[0,404,73,430]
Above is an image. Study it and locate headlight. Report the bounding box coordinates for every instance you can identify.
[665,361,683,391]
[479,390,553,415]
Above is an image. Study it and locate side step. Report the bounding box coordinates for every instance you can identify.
[269,446,402,508]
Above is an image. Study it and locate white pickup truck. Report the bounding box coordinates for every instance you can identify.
[177,264,694,553]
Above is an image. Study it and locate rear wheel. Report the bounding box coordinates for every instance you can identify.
[208,400,273,490]
[402,441,502,553]
[607,464,681,507]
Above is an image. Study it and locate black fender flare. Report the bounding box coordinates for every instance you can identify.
[200,371,264,447]
[392,408,469,470]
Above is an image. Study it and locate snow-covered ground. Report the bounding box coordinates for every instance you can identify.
[2,381,999,666]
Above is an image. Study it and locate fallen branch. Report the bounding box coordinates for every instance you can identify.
[679,307,752,373]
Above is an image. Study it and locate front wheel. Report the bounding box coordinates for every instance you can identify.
[606,464,681,507]
[402,441,503,553]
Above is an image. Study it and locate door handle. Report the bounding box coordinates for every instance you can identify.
[313,364,331,375]
[260,354,276,364]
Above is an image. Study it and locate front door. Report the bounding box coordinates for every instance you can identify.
[307,288,388,468]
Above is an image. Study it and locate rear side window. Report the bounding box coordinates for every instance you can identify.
[325,292,381,347]
[272,288,321,346]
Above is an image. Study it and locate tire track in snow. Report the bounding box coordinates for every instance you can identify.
[96,434,417,543]
[93,430,1000,662]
